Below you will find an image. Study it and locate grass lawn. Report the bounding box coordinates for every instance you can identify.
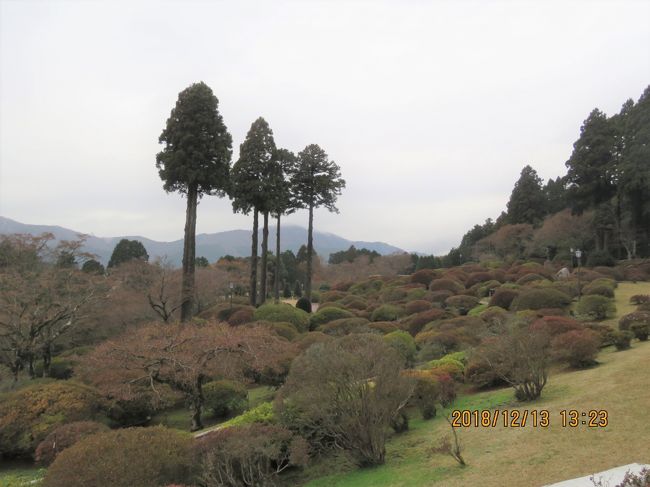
[0,463,45,487]
[301,282,650,487]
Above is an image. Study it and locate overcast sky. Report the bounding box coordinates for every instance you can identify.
[1,0,649,254]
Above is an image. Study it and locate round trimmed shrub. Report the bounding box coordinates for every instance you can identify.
[340,294,369,310]
[321,290,347,303]
[405,300,432,315]
[582,284,615,299]
[368,321,400,334]
[310,307,355,329]
[583,323,617,347]
[311,290,321,303]
[516,273,548,286]
[530,316,583,337]
[551,330,601,368]
[35,421,109,466]
[0,381,105,457]
[331,281,352,291]
[619,311,650,331]
[403,308,448,336]
[296,296,312,313]
[586,249,615,267]
[465,271,493,288]
[253,303,310,332]
[43,426,193,487]
[630,294,650,305]
[511,288,572,311]
[203,380,248,418]
[552,281,579,298]
[444,295,479,315]
[349,278,384,295]
[410,269,438,286]
[319,317,373,336]
[370,304,406,322]
[465,359,506,389]
[381,286,409,303]
[488,288,518,310]
[429,278,464,293]
[406,287,428,300]
[260,321,299,341]
[630,323,649,341]
[612,330,634,351]
[576,295,616,321]
[428,290,454,304]
[383,330,417,366]
[227,306,255,326]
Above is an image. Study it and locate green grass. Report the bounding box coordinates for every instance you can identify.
[301,281,650,487]
[0,464,45,487]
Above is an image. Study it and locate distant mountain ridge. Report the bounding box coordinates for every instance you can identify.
[0,216,405,266]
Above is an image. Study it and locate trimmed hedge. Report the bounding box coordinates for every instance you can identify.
[35,421,109,466]
[511,288,572,311]
[429,278,464,294]
[203,380,248,418]
[576,295,616,321]
[253,303,310,332]
[310,307,356,329]
[488,288,519,310]
[319,317,373,336]
[43,426,193,487]
[370,304,406,322]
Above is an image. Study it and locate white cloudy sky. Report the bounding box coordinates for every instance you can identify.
[1,0,649,254]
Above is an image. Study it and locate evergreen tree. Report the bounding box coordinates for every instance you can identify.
[565,108,618,212]
[506,165,547,224]
[107,239,149,268]
[82,259,105,274]
[544,176,569,214]
[156,82,232,321]
[290,144,345,299]
[230,117,276,306]
[195,256,209,268]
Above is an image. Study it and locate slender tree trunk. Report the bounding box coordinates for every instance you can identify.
[190,393,204,432]
[260,211,269,305]
[250,209,259,307]
[275,214,281,304]
[42,345,52,378]
[306,204,314,300]
[180,184,198,322]
[28,354,35,379]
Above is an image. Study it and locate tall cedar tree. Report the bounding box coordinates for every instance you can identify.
[290,144,345,299]
[230,117,276,306]
[156,82,232,322]
[506,165,547,225]
[565,108,618,213]
[270,148,296,303]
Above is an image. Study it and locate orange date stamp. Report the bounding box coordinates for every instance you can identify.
[450,409,608,428]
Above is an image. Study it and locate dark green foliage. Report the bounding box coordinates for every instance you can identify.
[35,421,109,466]
[43,426,193,487]
[283,282,292,298]
[586,249,616,267]
[516,273,547,286]
[444,295,479,316]
[296,296,312,313]
[81,258,104,274]
[294,281,303,298]
[290,144,345,299]
[506,165,547,224]
[582,284,615,298]
[544,176,569,214]
[56,250,76,268]
[319,317,374,337]
[329,245,379,264]
[511,288,572,311]
[0,381,105,457]
[203,380,248,418]
[576,295,616,321]
[107,239,149,268]
[612,330,634,351]
[156,82,232,320]
[195,256,210,267]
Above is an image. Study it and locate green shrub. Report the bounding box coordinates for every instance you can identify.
[582,284,615,298]
[340,294,369,310]
[221,402,275,428]
[227,306,255,326]
[612,330,634,351]
[203,380,248,418]
[311,290,321,303]
[429,278,464,293]
[260,321,299,341]
[367,321,400,334]
[349,278,384,295]
[552,281,579,298]
[0,381,105,457]
[630,294,650,305]
[35,421,109,466]
[576,295,616,321]
[584,323,617,347]
[32,357,75,380]
[428,290,454,304]
[253,303,310,332]
[43,426,193,487]
[310,307,355,329]
[381,286,409,303]
[516,273,548,286]
[295,296,312,313]
[321,290,347,303]
[319,317,373,336]
[370,304,406,322]
[468,303,488,316]
[383,330,417,366]
[511,288,572,311]
[586,249,615,267]
[444,295,479,315]
[630,323,649,341]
